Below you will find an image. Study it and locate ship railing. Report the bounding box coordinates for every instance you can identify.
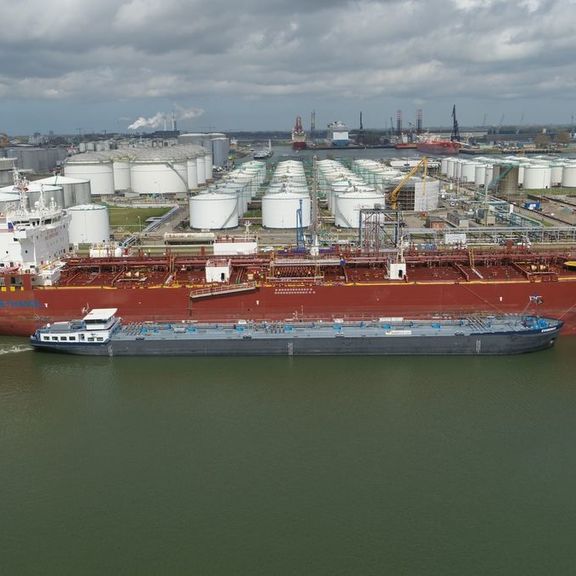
[189,281,258,299]
[266,276,324,283]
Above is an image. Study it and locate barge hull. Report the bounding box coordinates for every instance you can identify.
[32,330,560,357]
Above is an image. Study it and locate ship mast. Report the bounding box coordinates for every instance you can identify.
[12,168,30,216]
[309,156,320,256]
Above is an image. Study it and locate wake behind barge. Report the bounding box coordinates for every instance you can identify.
[30,308,563,357]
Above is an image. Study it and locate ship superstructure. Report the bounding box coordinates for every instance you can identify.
[327,121,349,147]
[0,171,70,283]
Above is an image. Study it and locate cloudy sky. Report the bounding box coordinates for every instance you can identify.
[1,0,575,134]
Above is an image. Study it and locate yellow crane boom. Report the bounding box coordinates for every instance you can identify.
[389,156,428,210]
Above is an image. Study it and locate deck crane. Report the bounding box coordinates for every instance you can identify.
[388,156,428,210]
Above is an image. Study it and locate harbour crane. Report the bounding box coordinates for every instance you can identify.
[451,105,460,142]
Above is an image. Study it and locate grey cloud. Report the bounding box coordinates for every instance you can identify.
[1,0,575,129]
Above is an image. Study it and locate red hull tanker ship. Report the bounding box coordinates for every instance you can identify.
[2,169,575,337]
[2,248,576,337]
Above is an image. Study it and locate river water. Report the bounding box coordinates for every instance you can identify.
[2,336,575,575]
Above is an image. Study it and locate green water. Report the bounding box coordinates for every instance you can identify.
[2,337,576,575]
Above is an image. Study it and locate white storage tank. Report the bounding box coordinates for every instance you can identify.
[178,133,205,146]
[189,192,238,230]
[173,160,188,190]
[453,159,463,180]
[262,192,311,229]
[130,160,188,194]
[205,153,213,181]
[211,137,230,167]
[561,164,576,187]
[26,184,64,210]
[485,164,495,188]
[65,158,115,196]
[0,158,16,186]
[461,162,478,184]
[67,204,110,245]
[113,158,132,192]
[214,182,249,215]
[474,164,487,187]
[32,176,92,207]
[186,157,199,190]
[517,163,527,186]
[550,163,564,186]
[196,155,206,185]
[440,158,449,176]
[523,165,551,190]
[334,191,385,228]
[0,191,19,212]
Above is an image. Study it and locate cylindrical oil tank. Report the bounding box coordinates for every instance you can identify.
[0,158,16,186]
[68,180,92,206]
[499,165,520,195]
[461,162,477,184]
[211,137,230,167]
[550,163,564,186]
[26,184,64,210]
[561,164,576,187]
[334,191,385,228]
[196,156,206,186]
[492,164,503,187]
[130,161,188,194]
[215,182,249,215]
[484,164,495,188]
[517,163,527,186]
[67,204,110,245]
[65,159,115,195]
[474,164,487,187]
[178,133,205,146]
[446,158,457,179]
[173,160,188,190]
[440,158,449,176]
[189,192,238,230]
[523,165,551,190]
[205,153,213,181]
[113,159,131,192]
[187,157,199,190]
[0,191,19,212]
[262,192,311,229]
[32,176,92,207]
[454,160,463,180]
